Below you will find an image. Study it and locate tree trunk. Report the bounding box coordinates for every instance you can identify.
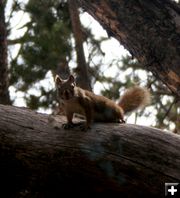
[0,104,180,197]
[0,1,11,104]
[77,0,180,98]
[68,0,92,91]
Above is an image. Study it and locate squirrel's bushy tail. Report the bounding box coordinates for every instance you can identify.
[118,86,151,114]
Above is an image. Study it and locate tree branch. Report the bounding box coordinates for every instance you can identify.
[77,0,180,98]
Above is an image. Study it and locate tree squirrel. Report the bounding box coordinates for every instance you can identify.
[55,74,151,130]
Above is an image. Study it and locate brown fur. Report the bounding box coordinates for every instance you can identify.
[118,86,151,114]
[55,75,150,130]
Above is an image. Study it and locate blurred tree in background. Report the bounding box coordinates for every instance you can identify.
[104,56,179,133]
[0,0,11,104]
[4,0,180,133]
[7,0,104,110]
[8,0,73,110]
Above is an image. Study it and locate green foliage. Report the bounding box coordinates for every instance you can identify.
[8,0,106,112]
[104,55,179,133]
[9,0,72,110]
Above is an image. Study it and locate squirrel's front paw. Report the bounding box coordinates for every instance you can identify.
[119,119,126,124]
[62,123,75,130]
[79,124,91,132]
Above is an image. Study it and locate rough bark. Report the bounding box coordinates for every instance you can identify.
[0,1,11,104]
[77,0,180,98]
[0,104,180,197]
[68,0,92,91]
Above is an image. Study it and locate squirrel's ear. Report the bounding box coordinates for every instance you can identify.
[55,75,62,86]
[68,75,75,84]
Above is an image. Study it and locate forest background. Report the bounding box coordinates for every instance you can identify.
[1,0,179,133]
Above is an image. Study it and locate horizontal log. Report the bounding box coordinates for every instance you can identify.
[0,104,180,197]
